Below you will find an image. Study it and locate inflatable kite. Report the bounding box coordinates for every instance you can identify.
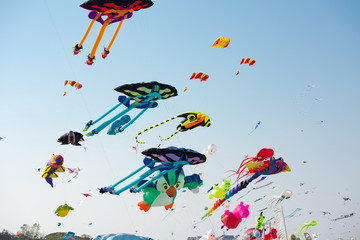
[266,190,292,210]
[263,228,277,240]
[55,203,74,217]
[42,155,65,187]
[296,220,317,237]
[73,0,154,65]
[208,179,231,200]
[212,37,230,48]
[227,148,274,184]
[221,202,250,230]
[135,112,210,146]
[202,153,290,219]
[64,80,82,90]
[255,212,265,229]
[83,82,177,136]
[241,58,256,66]
[204,144,217,159]
[99,146,205,212]
[58,131,84,146]
[190,73,209,82]
[199,229,218,240]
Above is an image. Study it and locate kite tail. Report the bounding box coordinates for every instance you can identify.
[201,173,260,219]
[135,115,179,144]
[158,130,180,147]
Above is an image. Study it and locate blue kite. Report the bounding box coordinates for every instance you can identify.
[83,82,177,136]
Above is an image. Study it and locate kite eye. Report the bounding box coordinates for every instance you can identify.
[162,183,168,190]
[175,182,181,189]
[188,115,196,121]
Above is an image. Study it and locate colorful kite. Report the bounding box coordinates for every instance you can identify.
[202,154,290,219]
[64,80,82,90]
[221,202,250,230]
[190,72,209,82]
[208,179,231,200]
[296,220,317,237]
[135,112,210,146]
[227,148,274,184]
[42,155,65,187]
[99,147,205,211]
[83,82,177,136]
[212,37,230,48]
[240,58,256,66]
[58,131,84,146]
[73,0,154,65]
[55,203,74,217]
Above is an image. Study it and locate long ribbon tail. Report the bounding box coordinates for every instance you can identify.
[158,130,180,147]
[201,173,261,219]
[135,115,179,144]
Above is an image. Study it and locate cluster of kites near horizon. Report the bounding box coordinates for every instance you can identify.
[1,0,355,240]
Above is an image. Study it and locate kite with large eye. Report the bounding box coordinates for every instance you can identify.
[98,146,205,211]
[266,190,293,210]
[135,112,211,146]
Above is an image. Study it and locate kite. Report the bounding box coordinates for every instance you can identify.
[64,80,82,90]
[285,208,302,218]
[57,223,61,226]
[73,0,154,65]
[135,112,210,146]
[266,190,292,210]
[240,58,256,66]
[199,229,218,240]
[83,82,177,136]
[202,154,290,219]
[190,72,209,82]
[227,148,274,184]
[221,202,250,230]
[183,87,188,92]
[82,193,92,197]
[62,232,75,240]
[204,144,217,159]
[343,197,351,202]
[236,71,239,76]
[0,137,5,141]
[99,147,205,212]
[208,179,231,200]
[255,212,265,229]
[296,220,317,237]
[60,168,80,184]
[212,37,230,48]
[263,228,277,240]
[55,203,74,217]
[320,211,331,215]
[58,131,84,146]
[253,195,266,203]
[248,121,261,135]
[42,154,65,187]
[332,213,355,221]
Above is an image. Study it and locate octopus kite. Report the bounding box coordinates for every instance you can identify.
[74,0,154,65]
[99,147,205,211]
[83,81,177,136]
[135,112,211,146]
[227,148,274,184]
[202,152,290,219]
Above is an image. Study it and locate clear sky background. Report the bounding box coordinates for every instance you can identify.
[0,0,359,239]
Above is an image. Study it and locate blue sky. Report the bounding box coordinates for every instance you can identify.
[0,0,359,239]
